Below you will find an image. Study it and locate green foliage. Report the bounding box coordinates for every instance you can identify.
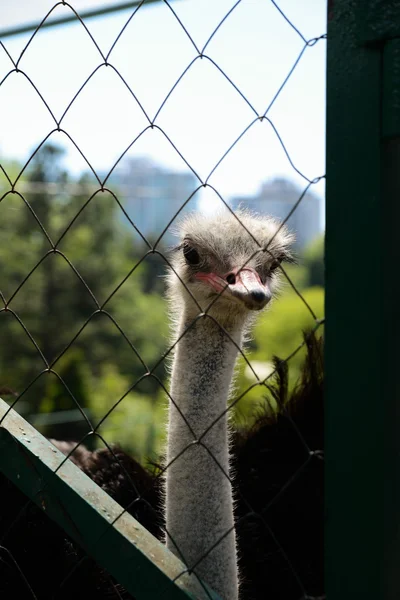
[0,145,169,446]
[282,262,309,291]
[89,364,167,462]
[40,349,92,445]
[233,286,324,422]
[0,159,24,194]
[303,234,324,287]
[279,234,324,292]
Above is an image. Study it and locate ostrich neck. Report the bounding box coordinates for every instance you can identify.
[166,312,243,600]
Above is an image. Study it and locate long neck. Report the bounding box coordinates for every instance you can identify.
[166,312,243,600]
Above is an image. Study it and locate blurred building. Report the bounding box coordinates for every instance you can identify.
[229,178,322,250]
[111,158,198,246]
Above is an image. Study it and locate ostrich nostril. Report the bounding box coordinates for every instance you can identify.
[226,273,236,285]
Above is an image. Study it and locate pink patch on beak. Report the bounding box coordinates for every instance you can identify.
[195,268,271,310]
[194,272,226,292]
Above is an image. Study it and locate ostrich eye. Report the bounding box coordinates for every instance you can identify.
[270,253,287,272]
[270,259,281,271]
[266,256,284,278]
[183,244,201,265]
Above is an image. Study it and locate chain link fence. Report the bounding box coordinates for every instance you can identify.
[0,2,326,599]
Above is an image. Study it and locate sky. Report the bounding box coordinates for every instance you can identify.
[0,0,327,216]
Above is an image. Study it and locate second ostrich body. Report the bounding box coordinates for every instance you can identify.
[165,211,293,599]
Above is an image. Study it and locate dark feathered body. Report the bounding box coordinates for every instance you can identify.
[233,333,324,600]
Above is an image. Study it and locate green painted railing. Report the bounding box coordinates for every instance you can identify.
[0,398,220,600]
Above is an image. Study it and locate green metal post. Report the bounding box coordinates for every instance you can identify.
[326,1,400,599]
[382,35,400,600]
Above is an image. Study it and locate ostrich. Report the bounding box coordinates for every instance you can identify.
[0,331,324,600]
[164,210,293,599]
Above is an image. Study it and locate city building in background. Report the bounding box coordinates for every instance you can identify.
[111,161,322,250]
[111,157,198,246]
[229,178,323,250]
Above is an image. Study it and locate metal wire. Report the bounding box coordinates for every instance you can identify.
[0,1,325,598]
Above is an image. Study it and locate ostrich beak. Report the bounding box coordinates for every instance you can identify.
[228,268,271,310]
[195,268,271,310]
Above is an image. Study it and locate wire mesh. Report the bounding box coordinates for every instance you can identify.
[0,1,326,599]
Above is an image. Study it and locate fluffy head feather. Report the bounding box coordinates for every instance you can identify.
[167,209,294,324]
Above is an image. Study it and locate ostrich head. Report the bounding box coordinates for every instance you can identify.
[168,209,294,324]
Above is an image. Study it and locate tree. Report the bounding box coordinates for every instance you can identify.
[0,144,169,445]
[303,234,324,287]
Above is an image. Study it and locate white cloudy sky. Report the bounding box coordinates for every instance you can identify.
[0,0,327,214]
